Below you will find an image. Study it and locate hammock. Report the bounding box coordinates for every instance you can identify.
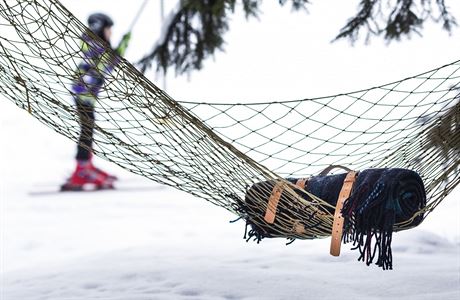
[0,0,458,269]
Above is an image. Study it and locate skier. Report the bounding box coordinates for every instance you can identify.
[61,13,131,191]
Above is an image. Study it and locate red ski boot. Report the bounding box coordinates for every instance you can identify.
[88,154,118,181]
[61,160,114,191]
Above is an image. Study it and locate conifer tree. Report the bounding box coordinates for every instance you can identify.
[138,0,456,75]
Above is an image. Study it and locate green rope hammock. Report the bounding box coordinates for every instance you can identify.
[0,0,458,268]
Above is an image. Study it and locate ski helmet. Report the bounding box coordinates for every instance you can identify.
[87,13,114,40]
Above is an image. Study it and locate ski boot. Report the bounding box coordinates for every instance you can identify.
[61,160,114,191]
[88,154,118,181]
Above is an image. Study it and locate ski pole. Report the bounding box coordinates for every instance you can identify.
[128,0,150,32]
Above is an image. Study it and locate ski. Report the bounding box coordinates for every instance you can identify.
[28,181,166,196]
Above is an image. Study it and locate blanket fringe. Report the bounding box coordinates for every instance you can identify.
[342,182,395,270]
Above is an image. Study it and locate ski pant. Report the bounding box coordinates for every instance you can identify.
[75,99,95,161]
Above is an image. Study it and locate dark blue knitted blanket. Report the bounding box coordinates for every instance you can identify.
[242,168,426,270]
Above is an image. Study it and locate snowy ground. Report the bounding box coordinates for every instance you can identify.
[1,93,459,300]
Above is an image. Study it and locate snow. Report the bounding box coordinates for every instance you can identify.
[1,0,460,299]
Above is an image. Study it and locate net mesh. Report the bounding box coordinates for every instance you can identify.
[0,0,458,241]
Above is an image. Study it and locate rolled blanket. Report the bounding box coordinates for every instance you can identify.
[242,168,426,269]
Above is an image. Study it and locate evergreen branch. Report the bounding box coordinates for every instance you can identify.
[278,0,311,11]
[384,0,423,40]
[334,0,457,43]
[333,0,377,43]
[436,0,457,32]
[138,0,456,75]
[138,0,265,75]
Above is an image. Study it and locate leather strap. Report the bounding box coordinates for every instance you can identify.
[293,220,306,234]
[330,171,357,256]
[264,182,284,224]
[295,178,308,189]
[319,165,352,176]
